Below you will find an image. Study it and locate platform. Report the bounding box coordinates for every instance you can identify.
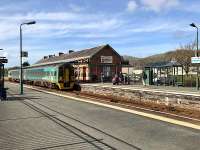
[2,82,200,150]
[0,93,113,150]
[81,83,200,110]
[82,83,200,95]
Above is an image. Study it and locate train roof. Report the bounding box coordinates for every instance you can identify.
[8,62,72,71]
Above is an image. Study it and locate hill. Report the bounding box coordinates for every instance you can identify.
[123,49,195,70]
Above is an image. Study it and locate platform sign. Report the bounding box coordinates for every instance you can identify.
[22,51,28,57]
[0,58,8,63]
[191,57,200,64]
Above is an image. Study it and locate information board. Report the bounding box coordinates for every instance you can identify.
[191,57,200,64]
[101,56,112,63]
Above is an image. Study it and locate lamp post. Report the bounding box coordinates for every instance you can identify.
[190,23,199,90]
[20,21,36,95]
[0,49,3,91]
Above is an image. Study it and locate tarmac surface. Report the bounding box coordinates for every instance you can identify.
[1,82,200,150]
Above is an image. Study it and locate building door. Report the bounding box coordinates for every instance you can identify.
[103,66,111,81]
[83,67,86,81]
[103,66,111,77]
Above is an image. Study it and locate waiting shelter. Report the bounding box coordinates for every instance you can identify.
[144,61,184,86]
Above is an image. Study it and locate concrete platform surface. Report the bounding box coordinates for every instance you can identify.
[1,82,200,150]
[0,94,113,150]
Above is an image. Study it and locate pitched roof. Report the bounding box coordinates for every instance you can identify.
[145,61,182,68]
[35,44,110,66]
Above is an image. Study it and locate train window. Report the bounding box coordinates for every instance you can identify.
[54,71,57,76]
[59,68,63,76]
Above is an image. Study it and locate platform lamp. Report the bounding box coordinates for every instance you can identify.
[190,22,199,90]
[20,21,36,95]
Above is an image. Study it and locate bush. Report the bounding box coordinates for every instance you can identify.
[184,75,196,87]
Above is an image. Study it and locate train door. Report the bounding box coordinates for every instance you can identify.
[64,67,69,82]
[83,67,86,81]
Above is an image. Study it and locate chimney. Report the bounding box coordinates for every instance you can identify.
[43,56,48,59]
[59,52,64,56]
[69,50,74,54]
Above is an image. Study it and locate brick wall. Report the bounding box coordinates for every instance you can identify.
[90,46,122,81]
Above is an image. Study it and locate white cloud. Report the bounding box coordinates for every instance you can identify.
[127,0,138,12]
[140,0,180,12]
[0,11,123,41]
[129,23,173,33]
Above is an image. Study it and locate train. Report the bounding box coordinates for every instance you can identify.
[8,62,78,90]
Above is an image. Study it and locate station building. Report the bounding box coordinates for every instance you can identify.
[35,44,122,82]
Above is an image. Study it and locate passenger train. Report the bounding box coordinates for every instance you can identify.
[8,63,77,90]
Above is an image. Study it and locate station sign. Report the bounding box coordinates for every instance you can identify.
[101,56,112,63]
[191,57,200,64]
[22,51,28,57]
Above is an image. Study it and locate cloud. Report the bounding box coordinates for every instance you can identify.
[140,0,180,12]
[127,0,138,12]
[128,23,178,33]
[0,11,124,41]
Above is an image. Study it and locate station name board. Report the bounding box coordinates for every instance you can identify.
[0,58,8,63]
[101,56,112,63]
[191,57,200,64]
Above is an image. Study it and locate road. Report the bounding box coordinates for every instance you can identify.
[1,82,200,150]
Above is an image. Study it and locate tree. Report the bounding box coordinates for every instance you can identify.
[173,42,196,75]
[22,61,30,67]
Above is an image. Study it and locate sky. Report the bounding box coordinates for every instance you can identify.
[0,0,200,67]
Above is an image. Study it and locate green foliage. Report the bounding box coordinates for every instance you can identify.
[183,75,196,87]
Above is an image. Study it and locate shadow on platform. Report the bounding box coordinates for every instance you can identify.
[6,96,40,101]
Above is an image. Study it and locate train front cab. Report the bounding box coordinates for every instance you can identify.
[58,63,75,90]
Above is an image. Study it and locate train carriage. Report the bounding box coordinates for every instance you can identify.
[8,63,75,90]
